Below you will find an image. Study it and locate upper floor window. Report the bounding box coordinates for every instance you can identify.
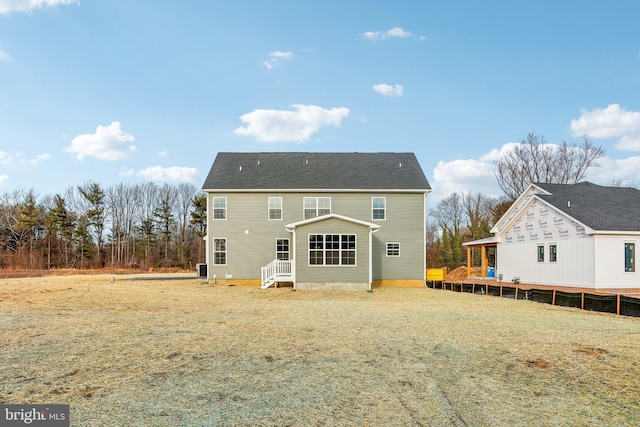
[213,197,227,220]
[304,197,331,219]
[268,197,282,220]
[372,197,386,220]
[625,242,635,272]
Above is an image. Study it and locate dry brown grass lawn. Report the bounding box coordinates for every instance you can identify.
[1,274,639,426]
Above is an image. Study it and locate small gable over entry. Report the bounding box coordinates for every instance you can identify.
[285,213,380,291]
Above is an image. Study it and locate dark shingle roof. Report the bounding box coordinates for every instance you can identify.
[202,152,431,191]
[535,182,640,231]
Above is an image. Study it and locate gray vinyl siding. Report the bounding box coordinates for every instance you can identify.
[369,193,425,280]
[205,191,426,281]
[206,193,295,280]
[293,217,369,284]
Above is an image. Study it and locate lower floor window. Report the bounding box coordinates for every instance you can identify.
[537,245,544,262]
[276,238,290,261]
[309,234,356,266]
[625,242,635,272]
[386,242,400,257]
[549,244,557,263]
[213,238,227,265]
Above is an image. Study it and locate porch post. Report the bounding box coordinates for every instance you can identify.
[481,245,488,277]
[467,246,471,277]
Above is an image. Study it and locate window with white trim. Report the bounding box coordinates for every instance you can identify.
[537,244,545,263]
[549,244,557,263]
[213,197,227,220]
[213,238,227,265]
[625,242,635,272]
[268,197,282,220]
[372,197,386,220]
[304,197,331,219]
[386,242,400,257]
[309,234,356,266]
[276,238,290,261]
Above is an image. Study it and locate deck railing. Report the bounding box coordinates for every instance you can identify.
[261,259,293,289]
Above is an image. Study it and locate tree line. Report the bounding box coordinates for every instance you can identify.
[0,181,206,271]
[1,133,607,273]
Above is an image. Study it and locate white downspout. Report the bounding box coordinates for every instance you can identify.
[286,225,296,291]
[205,193,211,281]
[423,192,428,286]
[369,227,380,291]
[292,228,296,290]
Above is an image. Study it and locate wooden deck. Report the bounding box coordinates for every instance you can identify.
[444,276,640,298]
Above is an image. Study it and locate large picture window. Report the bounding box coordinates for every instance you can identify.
[304,197,331,219]
[625,242,635,272]
[309,234,356,266]
[213,197,227,220]
[372,197,386,220]
[213,238,227,265]
[268,197,282,220]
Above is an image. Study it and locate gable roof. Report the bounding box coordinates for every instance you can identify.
[285,213,381,230]
[202,152,430,192]
[534,182,640,232]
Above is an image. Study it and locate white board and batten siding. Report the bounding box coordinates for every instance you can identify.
[593,235,639,288]
[496,197,596,287]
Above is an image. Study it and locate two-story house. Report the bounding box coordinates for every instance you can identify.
[201,152,431,290]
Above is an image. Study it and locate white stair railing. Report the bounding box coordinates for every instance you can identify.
[261,259,293,289]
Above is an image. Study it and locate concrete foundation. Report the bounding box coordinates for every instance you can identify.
[295,282,369,291]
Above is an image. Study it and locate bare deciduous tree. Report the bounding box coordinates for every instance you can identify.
[494,133,605,200]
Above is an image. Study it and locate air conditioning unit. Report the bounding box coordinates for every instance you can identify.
[196,263,207,278]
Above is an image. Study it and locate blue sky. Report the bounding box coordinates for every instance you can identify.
[1,1,640,202]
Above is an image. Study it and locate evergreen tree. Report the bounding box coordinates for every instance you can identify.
[190,194,207,262]
[78,182,106,267]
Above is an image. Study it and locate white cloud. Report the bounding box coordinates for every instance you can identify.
[137,166,198,183]
[65,121,136,161]
[478,142,521,162]
[119,166,134,177]
[361,27,426,42]
[0,150,12,164]
[616,134,640,151]
[0,0,75,15]
[372,83,403,98]
[0,174,8,186]
[263,51,293,70]
[0,150,51,166]
[234,104,350,143]
[570,104,640,150]
[158,148,168,158]
[584,155,640,185]
[0,49,11,61]
[431,139,640,204]
[431,157,500,203]
[28,153,51,165]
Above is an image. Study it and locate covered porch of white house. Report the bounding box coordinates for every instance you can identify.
[462,236,499,279]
